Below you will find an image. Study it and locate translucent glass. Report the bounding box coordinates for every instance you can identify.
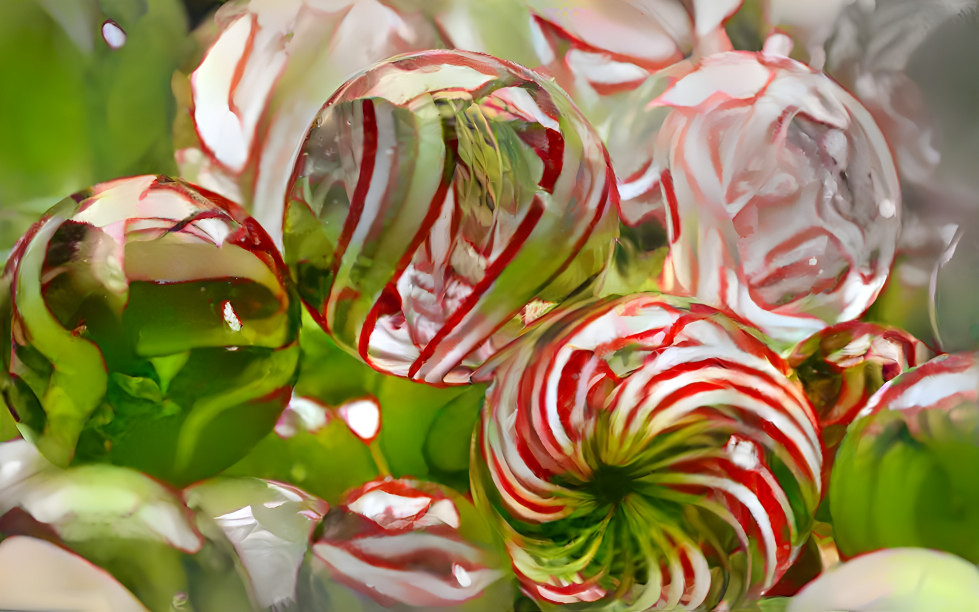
[0,175,301,485]
[471,293,822,610]
[654,51,901,344]
[285,50,617,385]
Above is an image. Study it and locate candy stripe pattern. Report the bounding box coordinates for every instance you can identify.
[472,294,822,610]
[311,478,508,608]
[859,352,978,419]
[186,0,445,242]
[286,50,617,385]
[654,52,901,345]
[788,321,931,435]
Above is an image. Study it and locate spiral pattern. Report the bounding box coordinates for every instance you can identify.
[654,51,901,345]
[286,49,617,385]
[472,294,822,610]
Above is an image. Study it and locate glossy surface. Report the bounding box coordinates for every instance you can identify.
[830,352,979,563]
[286,49,617,385]
[0,175,300,484]
[788,548,979,612]
[472,293,822,609]
[788,321,931,456]
[309,477,512,610]
[0,439,255,611]
[183,0,444,243]
[655,51,901,345]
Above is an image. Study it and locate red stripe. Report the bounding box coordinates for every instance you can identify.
[488,446,565,518]
[661,169,682,243]
[358,145,455,362]
[333,100,378,279]
[406,198,545,379]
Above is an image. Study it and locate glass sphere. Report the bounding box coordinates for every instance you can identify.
[830,352,979,563]
[0,439,255,611]
[183,0,444,240]
[0,175,301,485]
[788,548,979,612]
[788,321,931,455]
[309,477,513,610]
[285,49,618,385]
[184,477,329,610]
[471,293,822,610]
[654,51,901,345]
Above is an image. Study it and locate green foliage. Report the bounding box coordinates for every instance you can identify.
[0,0,188,253]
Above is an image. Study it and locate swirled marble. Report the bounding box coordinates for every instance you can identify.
[0,175,300,484]
[471,293,822,610]
[183,0,444,242]
[654,51,901,345]
[310,477,511,610]
[286,50,617,385]
[788,321,930,452]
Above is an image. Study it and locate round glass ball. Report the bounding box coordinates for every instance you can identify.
[284,49,618,385]
[471,293,822,609]
[0,175,301,485]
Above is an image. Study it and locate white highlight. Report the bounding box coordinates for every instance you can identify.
[453,563,472,587]
[101,21,127,49]
[338,398,380,442]
[349,490,429,525]
[878,198,896,219]
[726,436,760,470]
[275,395,330,437]
[222,301,242,331]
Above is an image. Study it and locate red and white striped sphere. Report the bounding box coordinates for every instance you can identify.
[471,293,822,609]
[788,321,931,441]
[830,352,979,562]
[310,478,511,609]
[654,51,901,345]
[858,351,979,420]
[285,50,618,385]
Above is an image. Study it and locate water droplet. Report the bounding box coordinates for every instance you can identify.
[101,20,126,50]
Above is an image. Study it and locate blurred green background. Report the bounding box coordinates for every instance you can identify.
[0,0,224,255]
